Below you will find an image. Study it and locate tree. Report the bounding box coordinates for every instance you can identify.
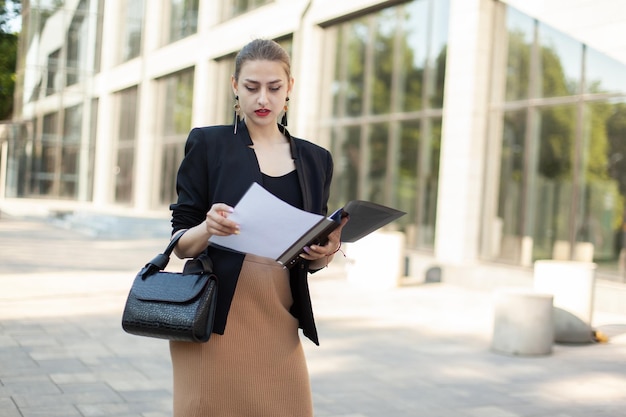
[0,0,20,31]
[0,0,20,120]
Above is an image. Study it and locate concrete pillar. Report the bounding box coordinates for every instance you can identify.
[434,0,496,264]
[534,260,596,343]
[92,0,121,207]
[289,0,325,144]
[345,231,405,290]
[492,289,554,356]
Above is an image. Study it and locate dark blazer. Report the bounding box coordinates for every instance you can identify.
[170,122,333,345]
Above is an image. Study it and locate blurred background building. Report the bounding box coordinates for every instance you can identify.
[2,0,626,288]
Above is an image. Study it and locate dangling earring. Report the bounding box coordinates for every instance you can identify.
[233,95,241,134]
[281,97,289,127]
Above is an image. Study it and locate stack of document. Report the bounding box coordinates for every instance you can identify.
[209,182,405,267]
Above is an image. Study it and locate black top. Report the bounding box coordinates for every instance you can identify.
[262,170,303,210]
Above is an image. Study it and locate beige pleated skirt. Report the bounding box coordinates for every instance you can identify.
[170,254,313,417]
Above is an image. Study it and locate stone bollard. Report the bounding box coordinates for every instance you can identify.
[345,231,405,290]
[491,289,554,356]
[533,260,596,343]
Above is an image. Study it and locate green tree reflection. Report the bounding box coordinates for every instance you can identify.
[500,26,626,267]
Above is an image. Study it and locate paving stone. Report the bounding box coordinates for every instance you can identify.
[116,389,173,403]
[0,335,18,348]
[18,405,83,417]
[0,397,21,417]
[0,377,61,398]
[49,372,100,384]
[76,399,172,417]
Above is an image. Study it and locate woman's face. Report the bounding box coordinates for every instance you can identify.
[232,59,293,130]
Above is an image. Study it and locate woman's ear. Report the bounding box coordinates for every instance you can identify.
[231,75,238,95]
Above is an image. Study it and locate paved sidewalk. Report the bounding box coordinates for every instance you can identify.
[1,216,626,417]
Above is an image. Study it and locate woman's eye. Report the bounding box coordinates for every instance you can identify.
[245,86,257,92]
[270,87,281,92]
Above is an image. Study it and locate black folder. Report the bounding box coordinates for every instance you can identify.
[278,200,406,268]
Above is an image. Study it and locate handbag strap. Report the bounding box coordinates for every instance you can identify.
[139,229,187,278]
[196,253,214,272]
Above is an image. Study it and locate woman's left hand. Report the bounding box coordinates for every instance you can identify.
[300,216,349,264]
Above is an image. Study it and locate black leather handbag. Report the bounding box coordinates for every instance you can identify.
[122,230,218,343]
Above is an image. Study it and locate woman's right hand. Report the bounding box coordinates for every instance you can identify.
[205,203,240,237]
[174,203,239,259]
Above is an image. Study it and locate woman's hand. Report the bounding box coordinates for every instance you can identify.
[173,203,239,259]
[301,216,350,268]
[205,203,240,236]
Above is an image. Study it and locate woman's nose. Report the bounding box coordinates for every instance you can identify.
[257,89,268,105]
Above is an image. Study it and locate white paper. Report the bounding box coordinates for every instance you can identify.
[209,182,324,261]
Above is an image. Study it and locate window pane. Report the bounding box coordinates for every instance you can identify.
[60,146,79,197]
[3,123,30,198]
[66,0,89,86]
[496,110,527,263]
[537,24,582,98]
[367,123,388,201]
[337,20,367,117]
[371,11,396,115]
[46,49,61,95]
[396,117,441,249]
[330,125,361,206]
[223,0,272,20]
[120,0,144,62]
[577,101,626,269]
[216,55,237,125]
[585,49,626,94]
[160,143,185,206]
[343,125,362,204]
[60,105,82,198]
[94,0,104,73]
[32,113,59,196]
[115,147,135,203]
[163,68,194,135]
[115,87,138,204]
[505,7,534,101]
[167,0,199,44]
[41,113,58,182]
[396,120,420,246]
[118,88,138,141]
[157,68,194,206]
[533,105,577,261]
[428,0,449,108]
[63,104,82,144]
[607,102,626,271]
[398,1,428,112]
[420,117,441,248]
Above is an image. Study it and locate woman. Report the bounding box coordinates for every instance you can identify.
[168,39,347,417]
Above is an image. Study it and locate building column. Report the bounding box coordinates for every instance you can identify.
[132,1,162,212]
[291,2,325,145]
[434,0,496,264]
[192,0,218,127]
[92,0,120,208]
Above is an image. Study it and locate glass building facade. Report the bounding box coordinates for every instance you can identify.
[9,0,101,201]
[482,5,626,274]
[320,0,449,251]
[3,0,626,284]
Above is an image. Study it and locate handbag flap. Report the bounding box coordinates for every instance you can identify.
[130,271,212,303]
